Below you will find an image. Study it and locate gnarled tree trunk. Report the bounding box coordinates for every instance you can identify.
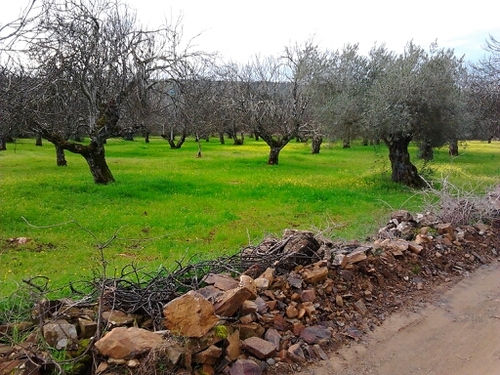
[448,139,459,156]
[385,135,425,188]
[418,139,434,161]
[311,135,322,154]
[55,144,67,166]
[35,134,43,146]
[81,140,115,184]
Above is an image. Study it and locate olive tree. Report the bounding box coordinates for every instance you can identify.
[364,42,464,187]
[310,44,368,149]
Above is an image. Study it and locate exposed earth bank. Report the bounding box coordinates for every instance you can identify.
[296,261,500,375]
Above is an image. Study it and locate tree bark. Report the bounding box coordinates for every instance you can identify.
[385,136,425,188]
[81,140,115,184]
[35,134,43,146]
[55,144,67,166]
[448,139,459,156]
[233,133,244,145]
[342,139,351,148]
[268,145,282,165]
[0,137,6,151]
[311,135,322,154]
[418,139,434,161]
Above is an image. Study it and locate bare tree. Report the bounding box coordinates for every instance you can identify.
[21,0,196,184]
[237,46,312,165]
[469,35,500,142]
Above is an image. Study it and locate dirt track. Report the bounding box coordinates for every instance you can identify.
[297,261,500,375]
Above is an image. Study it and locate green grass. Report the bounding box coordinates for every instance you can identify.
[0,137,498,296]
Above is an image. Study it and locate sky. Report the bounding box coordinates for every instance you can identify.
[2,0,500,63]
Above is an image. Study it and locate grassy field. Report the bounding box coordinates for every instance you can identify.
[1,137,498,297]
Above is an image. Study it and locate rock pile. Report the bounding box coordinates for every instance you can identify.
[1,211,499,375]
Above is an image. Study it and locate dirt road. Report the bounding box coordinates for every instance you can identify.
[297,261,500,375]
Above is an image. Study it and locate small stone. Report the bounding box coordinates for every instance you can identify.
[354,299,368,315]
[229,359,262,375]
[300,289,316,302]
[126,359,140,368]
[264,328,281,351]
[300,325,332,344]
[226,330,241,361]
[242,336,277,359]
[287,343,306,363]
[240,275,258,299]
[194,345,223,365]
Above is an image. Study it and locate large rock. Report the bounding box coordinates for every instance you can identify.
[42,319,77,349]
[281,230,321,265]
[94,327,163,359]
[163,291,219,338]
[213,286,253,317]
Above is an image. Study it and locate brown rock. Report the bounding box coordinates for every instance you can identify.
[239,275,258,299]
[196,285,223,302]
[312,344,329,360]
[163,291,219,338]
[203,273,239,290]
[354,299,368,315]
[282,231,320,263]
[301,265,329,284]
[292,321,306,336]
[260,267,275,285]
[254,297,269,314]
[197,364,215,375]
[436,223,454,238]
[94,327,163,359]
[101,310,135,327]
[335,294,344,307]
[253,277,270,289]
[300,289,316,302]
[242,336,277,359]
[408,242,423,254]
[341,248,368,268]
[214,286,253,317]
[285,303,299,319]
[391,210,413,222]
[273,314,290,332]
[78,318,97,339]
[194,345,223,365]
[229,359,262,375]
[264,328,281,351]
[239,314,255,324]
[236,323,265,340]
[241,300,258,315]
[300,325,332,344]
[226,330,241,361]
[0,359,41,375]
[287,343,306,363]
